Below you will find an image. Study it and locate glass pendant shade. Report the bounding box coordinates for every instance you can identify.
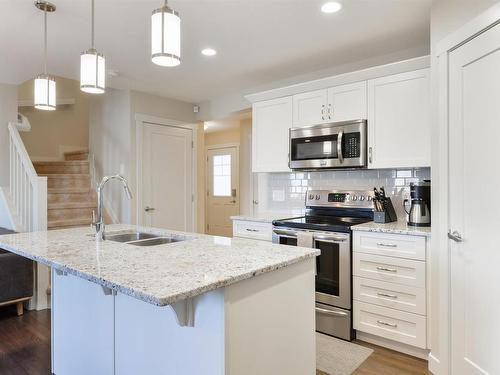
[80,49,105,94]
[151,4,181,67]
[34,74,56,111]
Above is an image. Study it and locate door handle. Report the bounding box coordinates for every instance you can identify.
[315,307,348,317]
[448,230,463,242]
[376,266,397,273]
[337,130,344,164]
[377,320,398,328]
[369,147,373,164]
[144,206,155,212]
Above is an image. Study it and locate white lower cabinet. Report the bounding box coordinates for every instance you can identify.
[353,231,428,351]
[232,220,272,241]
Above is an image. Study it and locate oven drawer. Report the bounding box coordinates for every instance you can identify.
[354,301,427,349]
[353,253,425,288]
[315,303,352,341]
[353,231,426,261]
[232,220,272,241]
[353,276,426,315]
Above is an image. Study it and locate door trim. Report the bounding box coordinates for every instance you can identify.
[434,6,500,375]
[135,113,197,231]
[205,144,240,234]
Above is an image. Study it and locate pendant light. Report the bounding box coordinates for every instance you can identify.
[34,1,56,111]
[80,0,105,94]
[151,0,181,67]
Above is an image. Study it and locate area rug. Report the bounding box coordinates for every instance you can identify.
[316,333,373,375]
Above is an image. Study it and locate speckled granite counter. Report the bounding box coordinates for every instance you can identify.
[230,211,304,223]
[0,224,319,306]
[352,221,431,237]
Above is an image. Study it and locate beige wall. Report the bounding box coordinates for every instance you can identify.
[18,76,89,160]
[0,83,18,187]
[205,127,241,146]
[89,88,199,228]
[429,1,497,372]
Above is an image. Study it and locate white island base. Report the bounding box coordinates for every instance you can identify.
[51,258,316,375]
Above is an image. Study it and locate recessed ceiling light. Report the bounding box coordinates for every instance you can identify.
[201,48,217,56]
[321,2,342,13]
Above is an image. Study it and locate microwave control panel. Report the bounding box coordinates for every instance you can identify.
[344,133,360,158]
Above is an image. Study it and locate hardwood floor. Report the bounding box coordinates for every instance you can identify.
[0,307,429,375]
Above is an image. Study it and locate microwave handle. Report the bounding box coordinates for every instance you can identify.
[337,130,344,164]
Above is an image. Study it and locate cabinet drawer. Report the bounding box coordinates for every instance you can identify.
[353,277,426,315]
[354,301,427,349]
[354,231,426,261]
[232,220,272,241]
[353,253,425,288]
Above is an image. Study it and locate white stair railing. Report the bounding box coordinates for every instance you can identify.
[7,123,47,232]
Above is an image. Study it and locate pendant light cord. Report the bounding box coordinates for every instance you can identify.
[44,6,47,74]
[91,0,95,49]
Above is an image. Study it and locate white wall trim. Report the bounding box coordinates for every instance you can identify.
[435,2,500,56]
[135,114,197,232]
[428,352,441,375]
[205,142,240,150]
[245,56,430,103]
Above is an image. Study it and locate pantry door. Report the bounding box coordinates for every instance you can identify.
[141,122,194,232]
[448,21,500,375]
[206,146,239,237]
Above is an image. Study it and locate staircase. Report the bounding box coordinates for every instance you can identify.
[33,150,97,230]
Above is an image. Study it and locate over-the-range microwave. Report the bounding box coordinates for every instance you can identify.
[289,119,367,170]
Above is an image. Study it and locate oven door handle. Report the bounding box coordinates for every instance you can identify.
[314,234,347,243]
[272,229,298,238]
[315,307,349,317]
[337,130,344,164]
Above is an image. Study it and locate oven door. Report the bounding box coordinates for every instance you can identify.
[289,120,366,169]
[272,228,298,246]
[314,232,351,310]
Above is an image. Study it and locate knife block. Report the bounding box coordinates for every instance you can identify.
[373,197,398,223]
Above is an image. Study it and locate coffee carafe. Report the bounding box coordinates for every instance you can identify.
[403,180,431,227]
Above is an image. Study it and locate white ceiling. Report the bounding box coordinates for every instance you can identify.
[0,0,431,103]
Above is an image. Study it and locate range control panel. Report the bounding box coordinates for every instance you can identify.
[306,189,374,208]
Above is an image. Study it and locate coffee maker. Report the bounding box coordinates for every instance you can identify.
[403,180,431,227]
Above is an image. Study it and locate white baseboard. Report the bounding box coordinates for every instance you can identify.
[356,331,430,360]
[428,352,441,374]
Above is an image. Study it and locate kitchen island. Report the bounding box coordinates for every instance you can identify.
[0,224,319,375]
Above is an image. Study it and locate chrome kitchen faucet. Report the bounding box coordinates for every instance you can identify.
[92,175,133,241]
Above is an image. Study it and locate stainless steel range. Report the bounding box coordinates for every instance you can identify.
[272,189,374,341]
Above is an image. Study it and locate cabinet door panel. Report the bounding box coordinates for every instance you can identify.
[367,69,430,169]
[252,97,292,172]
[327,81,367,122]
[52,272,114,375]
[292,89,328,127]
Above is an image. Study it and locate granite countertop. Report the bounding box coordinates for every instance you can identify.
[0,224,319,306]
[352,221,431,237]
[230,211,305,223]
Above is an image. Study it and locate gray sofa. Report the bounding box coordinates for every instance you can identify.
[0,228,33,315]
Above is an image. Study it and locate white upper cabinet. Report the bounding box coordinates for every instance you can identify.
[367,69,431,169]
[293,82,367,127]
[252,96,292,173]
[327,81,367,122]
[292,89,328,127]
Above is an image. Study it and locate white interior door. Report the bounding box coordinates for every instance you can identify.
[449,22,500,375]
[141,123,193,231]
[206,147,239,237]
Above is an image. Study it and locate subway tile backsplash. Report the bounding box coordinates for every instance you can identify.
[257,168,431,219]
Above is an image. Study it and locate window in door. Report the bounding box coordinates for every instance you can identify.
[213,154,232,197]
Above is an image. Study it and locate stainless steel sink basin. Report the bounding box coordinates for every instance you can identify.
[104,231,158,243]
[101,230,190,247]
[128,237,183,246]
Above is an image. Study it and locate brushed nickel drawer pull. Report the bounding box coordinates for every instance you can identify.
[377,242,397,248]
[377,320,398,328]
[376,266,398,273]
[246,228,259,232]
[377,292,398,299]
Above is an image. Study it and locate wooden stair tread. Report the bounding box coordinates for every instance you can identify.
[48,218,91,229]
[48,187,91,194]
[48,201,96,210]
[33,160,88,166]
[63,150,89,156]
[41,174,90,178]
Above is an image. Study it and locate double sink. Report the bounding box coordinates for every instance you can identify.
[102,231,189,247]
